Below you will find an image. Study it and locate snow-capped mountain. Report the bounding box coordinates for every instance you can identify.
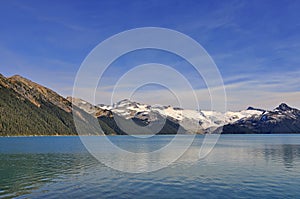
[72,98,264,134]
[3,73,299,136]
[104,99,264,132]
[69,97,300,134]
[223,103,300,134]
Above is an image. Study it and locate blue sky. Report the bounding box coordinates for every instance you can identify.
[0,0,300,110]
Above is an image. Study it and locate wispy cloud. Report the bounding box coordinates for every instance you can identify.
[1,0,299,111]
[69,69,300,111]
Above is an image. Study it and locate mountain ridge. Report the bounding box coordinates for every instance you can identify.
[1,73,300,136]
[0,74,76,136]
[70,96,300,134]
[0,74,111,136]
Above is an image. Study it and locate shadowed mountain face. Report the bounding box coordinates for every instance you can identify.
[0,74,74,136]
[97,114,185,135]
[1,74,300,136]
[68,97,185,135]
[73,97,300,135]
[0,74,104,136]
[223,103,300,134]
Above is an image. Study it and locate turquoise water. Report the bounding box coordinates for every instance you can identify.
[1,135,300,198]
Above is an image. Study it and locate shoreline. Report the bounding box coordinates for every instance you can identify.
[1,133,300,137]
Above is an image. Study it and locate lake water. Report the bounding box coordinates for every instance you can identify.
[1,135,300,198]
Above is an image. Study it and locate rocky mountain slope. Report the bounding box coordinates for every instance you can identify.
[0,74,101,136]
[1,73,300,136]
[68,98,183,135]
[72,97,300,134]
[96,98,264,134]
[223,103,300,134]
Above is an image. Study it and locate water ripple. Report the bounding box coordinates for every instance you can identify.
[0,135,300,198]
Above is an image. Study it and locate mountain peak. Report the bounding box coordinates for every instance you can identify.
[5,74,72,112]
[114,99,140,108]
[247,106,265,112]
[118,99,132,103]
[276,103,292,111]
[10,74,22,78]
[8,74,36,87]
[9,74,30,81]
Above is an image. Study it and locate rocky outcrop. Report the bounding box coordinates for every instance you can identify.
[1,73,300,136]
[223,103,300,134]
[0,74,105,136]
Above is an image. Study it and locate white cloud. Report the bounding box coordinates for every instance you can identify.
[68,68,300,112]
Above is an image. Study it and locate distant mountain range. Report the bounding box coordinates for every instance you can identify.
[1,74,300,136]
